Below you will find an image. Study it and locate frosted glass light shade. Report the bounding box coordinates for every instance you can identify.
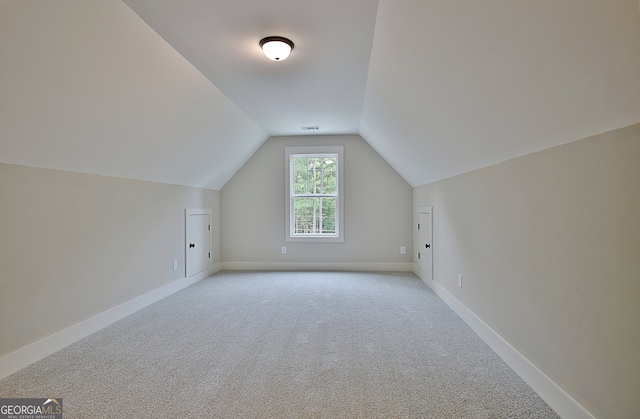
[260,36,294,61]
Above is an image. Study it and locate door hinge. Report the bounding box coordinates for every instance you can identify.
[208,252,211,258]
[418,252,421,259]
[208,225,211,231]
[418,223,420,230]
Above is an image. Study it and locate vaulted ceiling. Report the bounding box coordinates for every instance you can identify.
[2,0,639,189]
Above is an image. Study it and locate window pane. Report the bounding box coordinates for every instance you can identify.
[292,155,337,195]
[293,197,336,234]
[322,158,337,194]
[293,157,310,194]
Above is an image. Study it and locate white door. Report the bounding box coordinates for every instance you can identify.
[418,208,432,280]
[186,209,211,278]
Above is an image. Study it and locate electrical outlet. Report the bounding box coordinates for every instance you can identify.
[173,260,178,271]
[458,274,463,288]
[281,246,287,254]
[400,246,406,255]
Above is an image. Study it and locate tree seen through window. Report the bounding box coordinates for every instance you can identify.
[291,155,337,235]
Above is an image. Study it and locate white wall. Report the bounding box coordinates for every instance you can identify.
[221,135,413,270]
[414,124,640,418]
[0,163,220,358]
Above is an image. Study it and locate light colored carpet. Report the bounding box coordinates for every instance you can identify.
[0,271,559,418]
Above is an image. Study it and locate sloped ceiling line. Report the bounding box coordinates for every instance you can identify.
[1,0,639,189]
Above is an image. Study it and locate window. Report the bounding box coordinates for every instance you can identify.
[292,154,337,235]
[285,146,344,242]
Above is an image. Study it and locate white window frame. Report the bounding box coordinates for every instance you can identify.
[285,145,344,243]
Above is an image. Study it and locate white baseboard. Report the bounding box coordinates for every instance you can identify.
[0,273,211,380]
[210,262,222,274]
[2,263,592,419]
[221,261,413,272]
[412,265,594,419]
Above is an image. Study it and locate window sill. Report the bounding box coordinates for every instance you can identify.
[286,235,344,243]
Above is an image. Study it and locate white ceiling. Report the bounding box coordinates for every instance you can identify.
[362,0,640,185]
[0,0,266,190]
[1,0,639,189]
[123,0,379,136]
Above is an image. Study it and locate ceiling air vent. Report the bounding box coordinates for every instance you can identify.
[301,126,320,131]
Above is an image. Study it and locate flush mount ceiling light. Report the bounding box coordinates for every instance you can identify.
[259,36,294,61]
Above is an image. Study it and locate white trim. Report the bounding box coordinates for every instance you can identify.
[412,265,596,419]
[222,261,413,272]
[285,146,344,243]
[0,271,214,380]
[210,262,222,274]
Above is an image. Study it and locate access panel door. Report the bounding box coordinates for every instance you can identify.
[186,209,211,278]
[418,208,432,280]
